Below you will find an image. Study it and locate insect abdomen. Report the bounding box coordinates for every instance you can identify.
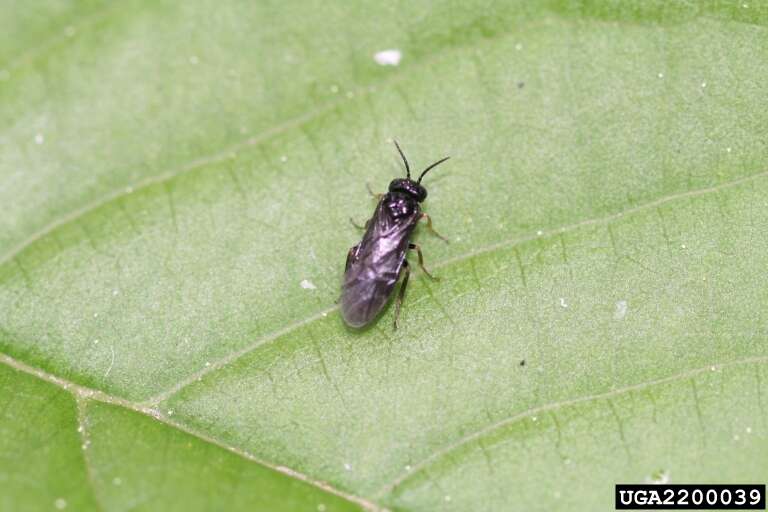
[341,259,402,327]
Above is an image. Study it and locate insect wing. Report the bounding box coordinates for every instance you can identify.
[341,202,418,327]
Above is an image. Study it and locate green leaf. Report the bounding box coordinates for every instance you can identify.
[1,1,767,510]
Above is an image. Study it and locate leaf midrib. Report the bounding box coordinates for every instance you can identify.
[0,353,384,512]
[4,6,766,507]
[3,350,766,507]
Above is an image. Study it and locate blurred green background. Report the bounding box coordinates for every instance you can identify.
[1,1,767,510]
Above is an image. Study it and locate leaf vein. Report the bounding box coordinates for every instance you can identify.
[0,2,120,74]
[149,169,768,403]
[76,399,108,512]
[374,355,768,498]
[0,353,383,512]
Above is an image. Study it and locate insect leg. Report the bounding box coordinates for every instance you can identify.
[349,218,372,231]
[408,243,439,280]
[393,260,410,330]
[366,182,384,201]
[420,213,449,243]
[345,244,359,272]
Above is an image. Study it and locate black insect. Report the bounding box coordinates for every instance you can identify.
[341,141,450,329]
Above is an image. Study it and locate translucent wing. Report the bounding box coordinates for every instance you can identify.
[341,199,420,328]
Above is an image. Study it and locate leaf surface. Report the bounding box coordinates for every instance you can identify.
[1,1,767,510]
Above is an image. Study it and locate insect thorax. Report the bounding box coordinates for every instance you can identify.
[384,192,420,219]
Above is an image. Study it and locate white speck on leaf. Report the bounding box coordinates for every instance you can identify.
[614,300,628,320]
[515,43,523,50]
[54,498,67,510]
[444,495,452,502]
[300,279,317,290]
[343,462,352,471]
[34,133,44,145]
[559,297,568,308]
[330,85,339,93]
[373,49,402,66]
[189,55,199,65]
[701,81,707,88]
[658,72,664,78]
[280,155,288,162]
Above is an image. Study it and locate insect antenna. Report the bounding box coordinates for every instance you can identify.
[417,156,450,183]
[393,140,411,179]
